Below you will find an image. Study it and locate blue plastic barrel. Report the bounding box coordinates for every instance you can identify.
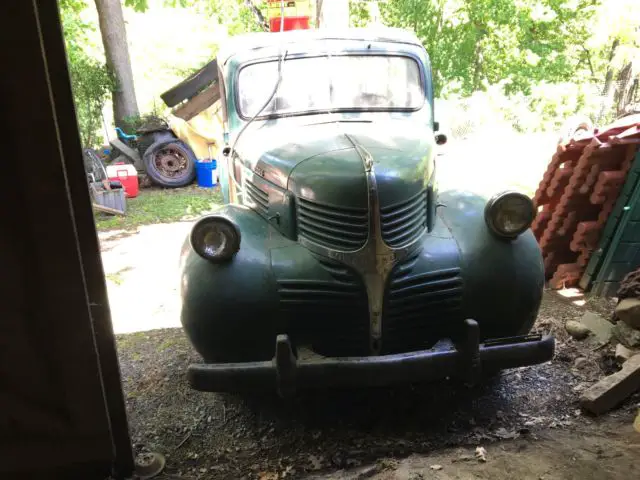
[195,160,217,188]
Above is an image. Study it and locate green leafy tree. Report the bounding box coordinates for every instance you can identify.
[379,0,599,97]
[349,0,370,27]
[584,0,640,120]
[203,0,269,34]
[60,0,114,147]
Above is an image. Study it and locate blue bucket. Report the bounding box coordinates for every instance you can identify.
[195,159,217,188]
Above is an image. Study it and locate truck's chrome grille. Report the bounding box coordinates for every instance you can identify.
[380,189,428,247]
[297,197,368,251]
[278,257,369,356]
[245,180,268,216]
[382,252,463,354]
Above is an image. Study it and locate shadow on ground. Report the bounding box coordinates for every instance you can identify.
[117,314,599,479]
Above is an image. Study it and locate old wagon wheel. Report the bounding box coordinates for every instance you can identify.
[142,139,196,188]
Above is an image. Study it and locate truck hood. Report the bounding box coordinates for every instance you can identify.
[234,120,435,208]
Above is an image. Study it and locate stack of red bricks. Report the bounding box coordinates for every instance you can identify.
[533,116,640,288]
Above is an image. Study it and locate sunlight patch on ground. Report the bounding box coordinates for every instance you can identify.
[101,221,193,334]
[556,287,587,307]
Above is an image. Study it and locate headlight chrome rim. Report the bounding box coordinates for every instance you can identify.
[484,191,535,239]
[190,215,241,262]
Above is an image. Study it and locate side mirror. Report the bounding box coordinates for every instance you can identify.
[435,133,447,146]
[222,146,231,157]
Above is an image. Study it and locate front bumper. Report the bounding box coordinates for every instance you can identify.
[187,320,554,397]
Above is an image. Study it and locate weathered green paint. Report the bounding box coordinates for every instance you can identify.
[180,28,544,364]
[180,199,544,359]
[437,190,544,338]
[580,149,640,296]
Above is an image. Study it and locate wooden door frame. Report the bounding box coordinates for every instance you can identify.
[1,1,134,478]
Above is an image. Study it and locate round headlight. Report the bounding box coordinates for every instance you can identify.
[484,191,535,239]
[190,216,241,262]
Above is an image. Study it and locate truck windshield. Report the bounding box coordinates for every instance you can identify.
[237,54,423,118]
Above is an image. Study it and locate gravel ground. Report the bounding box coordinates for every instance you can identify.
[116,291,640,480]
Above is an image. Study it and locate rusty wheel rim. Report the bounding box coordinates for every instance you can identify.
[134,451,166,479]
[154,145,188,178]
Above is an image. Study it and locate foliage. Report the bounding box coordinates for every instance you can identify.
[149,0,267,96]
[203,0,269,34]
[121,113,166,134]
[60,0,114,147]
[356,0,599,97]
[60,0,639,141]
[94,185,223,230]
[438,81,602,139]
[124,0,194,12]
[349,0,370,27]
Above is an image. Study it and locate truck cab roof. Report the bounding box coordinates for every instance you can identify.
[216,27,424,67]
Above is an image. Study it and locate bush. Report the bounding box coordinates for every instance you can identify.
[67,52,113,147]
[437,81,603,140]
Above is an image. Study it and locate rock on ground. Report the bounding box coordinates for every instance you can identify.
[565,320,590,340]
[615,298,640,329]
[617,268,640,301]
[580,312,614,344]
[613,320,640,349]
[615,343,638,364]
[580,354,640,415]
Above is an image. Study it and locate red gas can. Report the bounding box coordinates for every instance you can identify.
[106,162,139,198]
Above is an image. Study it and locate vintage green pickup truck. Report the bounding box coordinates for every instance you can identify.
[178,27,554,397]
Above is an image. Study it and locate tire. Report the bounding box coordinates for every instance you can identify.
[135,130,174,159]
[143,138,196,188]
[160,59,218,108]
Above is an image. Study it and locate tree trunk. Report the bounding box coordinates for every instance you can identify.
[472,39,483,91]
[615,61,639,118]
[244,0,268,31]
[94,0,139,131]
[315,0,322,27]
[317,0,349,29]
[597,38,620,123]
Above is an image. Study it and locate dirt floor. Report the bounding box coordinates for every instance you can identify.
[116,292,640,480]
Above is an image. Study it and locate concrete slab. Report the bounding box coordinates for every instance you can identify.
[580,311,614,344]
[580,354,640,415]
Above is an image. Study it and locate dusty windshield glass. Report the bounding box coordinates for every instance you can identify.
[237,55,424,118]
